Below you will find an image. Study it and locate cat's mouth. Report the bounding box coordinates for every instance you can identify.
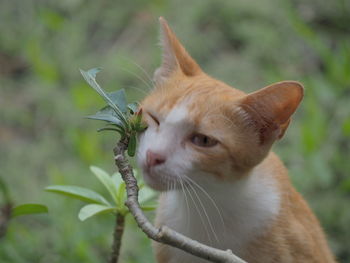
[141,167,177,191]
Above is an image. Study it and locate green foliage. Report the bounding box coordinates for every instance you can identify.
[11,204,48,218]
[80,68,129,129]
[78,204,116,221]
[81,68,147,156]
[46,166,156,221]
[45,185,111,206]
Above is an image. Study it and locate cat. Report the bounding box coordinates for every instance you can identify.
[137,17,336,263]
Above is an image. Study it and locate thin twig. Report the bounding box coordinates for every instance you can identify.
[110,212,125,263]
[0,203,12,239]
[113,138,247,263]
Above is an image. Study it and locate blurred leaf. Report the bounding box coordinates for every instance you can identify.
[78,204,115,221]
[301,95,327,154]
[45,185,110,206]
[25,39,59,83]
[342,118,350,137]
[39,8,65,31]
[108,89,127,113]
[340,177,350,193]
[139,186,157,205]
[116,182,126,209]
[128,133,137,157]
[73,131,102,163]
[97,127,123,133]
[11,204,48,218]
[90,166,118,204]
[112,173,123,189]
[140,205,157,211]
[86,106,123,126]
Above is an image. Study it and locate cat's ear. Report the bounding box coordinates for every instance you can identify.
[239,81,304,143]
[154,17,202,84]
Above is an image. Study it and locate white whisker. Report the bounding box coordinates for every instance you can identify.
[129,60,155,87]
[119,67,153,91]
[184,181,213,244]
[183,175,226,230]
[177,176,191,233]
[184,178,219,243]
[122,85,149,96]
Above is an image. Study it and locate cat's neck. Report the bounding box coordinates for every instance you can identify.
[159,152,282,252]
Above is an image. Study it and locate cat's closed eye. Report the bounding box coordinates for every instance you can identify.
[190,133,218,148]
[146,112,160,126]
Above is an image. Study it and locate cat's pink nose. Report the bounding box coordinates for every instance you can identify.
[146,150,166,167]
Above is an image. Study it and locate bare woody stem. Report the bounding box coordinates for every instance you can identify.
[0,203,12,240]
[113,138,247,263]
[110,212,125,263]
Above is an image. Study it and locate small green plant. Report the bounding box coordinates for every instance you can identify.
[45,166,156,221]
[80,68,147,157]
[45,68,153,263]
[0,177,48,239]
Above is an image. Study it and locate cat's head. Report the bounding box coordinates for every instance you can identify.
[137,18,303,191]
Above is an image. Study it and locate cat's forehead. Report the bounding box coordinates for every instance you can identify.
[141,74,247,127]
[165,103,189,123]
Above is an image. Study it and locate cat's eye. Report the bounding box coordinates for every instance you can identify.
[148,112,160,126]
[190,133,218,148]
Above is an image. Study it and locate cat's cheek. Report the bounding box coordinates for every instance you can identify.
[189,147,232,180]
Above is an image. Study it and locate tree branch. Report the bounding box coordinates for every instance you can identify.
[113,138,247,263]
[110,212,125,263]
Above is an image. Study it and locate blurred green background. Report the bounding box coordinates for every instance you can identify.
[0,0,349,262]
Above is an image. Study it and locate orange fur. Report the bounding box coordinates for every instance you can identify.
[138,18,336,263]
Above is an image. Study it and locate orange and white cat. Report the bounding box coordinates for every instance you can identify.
[137,17,336,263]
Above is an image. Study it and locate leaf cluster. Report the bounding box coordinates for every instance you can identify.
[80,68,147,157]
[45,166,156,221]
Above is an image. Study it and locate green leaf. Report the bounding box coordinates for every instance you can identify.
[135,110,146,132]
[12,204,48,218]
[139,186,157,205]
[45,185,110,206]
[127,102,139,114]
[133,169,140,180]
[86,106,123,126]
[116,182,126,208]
[128,133,137,157]
[80,68,128,127]
[108,89,127,113]
[90,166,118,204]
[97,127,121,133]
[87,67,102,78]
[112,172,123,188]
[140,205,157,211]
[78,204,116,221]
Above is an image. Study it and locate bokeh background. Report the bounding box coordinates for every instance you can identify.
[1,0,349,262]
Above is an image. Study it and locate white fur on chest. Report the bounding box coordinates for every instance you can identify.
[156,168,281,263]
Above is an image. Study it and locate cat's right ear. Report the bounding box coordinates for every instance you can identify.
[154,17,202,85]
[238,81,304,144]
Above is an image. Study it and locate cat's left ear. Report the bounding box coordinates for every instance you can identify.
[239,81,304,143]
[154,17,202,84]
